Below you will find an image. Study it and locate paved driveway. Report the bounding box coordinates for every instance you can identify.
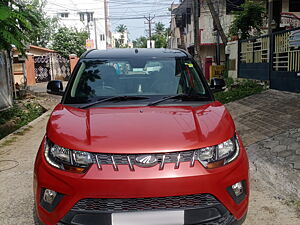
[0,90,299,225]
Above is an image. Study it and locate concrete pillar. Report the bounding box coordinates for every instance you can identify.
[25,54,36,85]
[69,54,79,73]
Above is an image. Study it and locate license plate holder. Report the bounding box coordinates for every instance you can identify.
[112,210,184,225]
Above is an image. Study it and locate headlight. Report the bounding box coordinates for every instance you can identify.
[44,138,93,173]
[197,136,240,169]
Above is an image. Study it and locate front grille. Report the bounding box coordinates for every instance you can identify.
[96,150,194,165]
[72,194,220,213]
[92,150,198,171]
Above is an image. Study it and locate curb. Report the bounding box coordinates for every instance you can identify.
[0,110,52,146]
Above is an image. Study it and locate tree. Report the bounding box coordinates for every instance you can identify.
[115,24,128,48]
[152,33,168,48]
[154,22,165,35]
[229,0,265,39]
[26,0,59,48]
[133,36,147,48]
[0,0,40,54]
[116,24,127,34]
[152,22,168,48]
[51,27,88,58]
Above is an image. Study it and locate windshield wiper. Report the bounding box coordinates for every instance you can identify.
[147,94,209,106]
[79,96,150,109]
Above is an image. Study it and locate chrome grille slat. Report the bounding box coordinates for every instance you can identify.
[111,155,118,171]
[95,155,102,170]
[127,156,134,171]
[159,154,166,170]
[175,153,181,169]
[92,150,197,170]
[191,150,197,167]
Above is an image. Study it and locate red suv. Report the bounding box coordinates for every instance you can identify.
[34,49,249,225]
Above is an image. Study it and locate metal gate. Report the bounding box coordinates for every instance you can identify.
[34,55,51,82]
[271,28,300,92]
[34,54,71,82]
[238,35,270,80]
[238,27,300,93]
[55,54,71,80]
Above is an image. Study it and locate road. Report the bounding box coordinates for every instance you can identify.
[0,92,299,225]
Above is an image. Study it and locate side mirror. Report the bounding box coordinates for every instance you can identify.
[47,80,64,96]
[210,78,226,93]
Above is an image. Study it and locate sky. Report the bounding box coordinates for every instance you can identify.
[109,0,179,41]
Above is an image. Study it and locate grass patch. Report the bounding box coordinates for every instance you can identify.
[285,200,300,218]
[14,126,33,136]
[214,78,266,104]
[0,101,46,140]
[0,137,17,149]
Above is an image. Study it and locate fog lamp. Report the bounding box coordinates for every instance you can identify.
[43,189,57,204]
[232,182,243,197]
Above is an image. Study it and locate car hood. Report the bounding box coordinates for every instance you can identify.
[47,102,236,154]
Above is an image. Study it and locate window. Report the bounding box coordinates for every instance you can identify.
[290,0,300,12]
[87,12,94,22]
[65,58,208,104]
[226,0,245,14]
[100,34,105,41]
[60,13,69,18]
[79,13,85,21]
[186,8,191,25]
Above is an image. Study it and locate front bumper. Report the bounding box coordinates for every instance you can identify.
[34,138,249,225]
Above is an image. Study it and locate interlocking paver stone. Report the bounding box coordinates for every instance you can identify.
[272,145,287,153]
[263,140,280,149]
[293,162,300,170]
[287,143,299,151]
[285,155,300,163]
[277,150,294,158]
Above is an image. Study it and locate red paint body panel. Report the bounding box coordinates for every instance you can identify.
[47,102,235,154]
[34,102,249,225]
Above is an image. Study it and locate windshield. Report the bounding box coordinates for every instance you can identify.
[64,57,211,105]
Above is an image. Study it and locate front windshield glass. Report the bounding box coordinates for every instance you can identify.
[65,57,209,104]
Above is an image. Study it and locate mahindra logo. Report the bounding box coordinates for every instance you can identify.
[135,155,158,167]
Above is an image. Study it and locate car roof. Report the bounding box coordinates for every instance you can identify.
[82,48,191,59]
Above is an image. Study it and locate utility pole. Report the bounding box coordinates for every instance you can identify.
[104,0,108,48]
[193,0,201,64]
[94,18,98,49]
[144,14,155,48]
[215,0,220,65]
[206,0,227,45]
[268,0,273,35]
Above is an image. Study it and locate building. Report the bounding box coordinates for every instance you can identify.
[169,0,244,79]
[275,0,300,30]
[44,0,111,50]
[111,31,130,48]
[225,0,300,93]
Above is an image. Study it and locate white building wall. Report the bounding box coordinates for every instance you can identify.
[44,0,108,50]
[199,0,233,45]
[226,41,238,78]
[112,32,129,48]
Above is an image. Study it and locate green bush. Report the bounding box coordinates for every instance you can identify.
[0,102,45,139]
[214,79,265,104]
